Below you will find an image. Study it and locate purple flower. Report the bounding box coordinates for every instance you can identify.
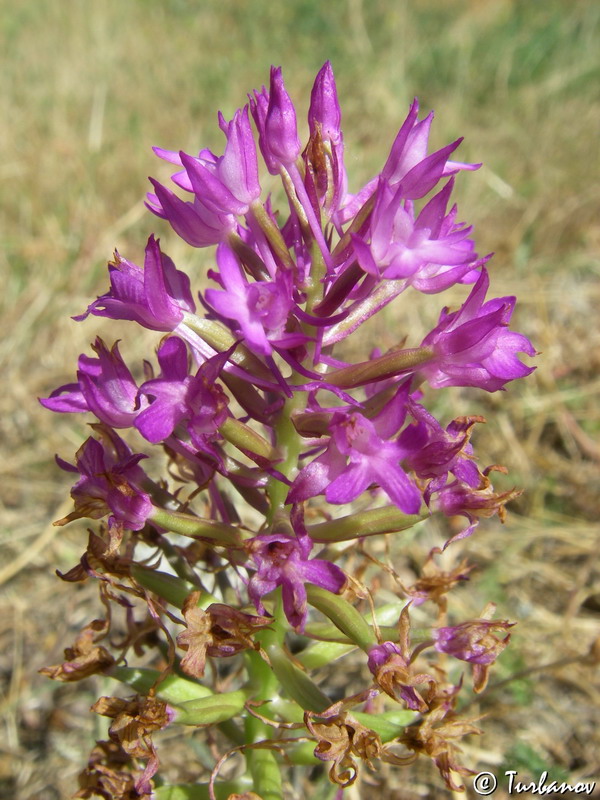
[434,619,513,664]
[205,243,305,356]
[215,106,262,208]
[55,426,153,530]
[146,177,236,247]
[308,61,342,149]
[250,66,301,174]
[430,467,522,546]
[433,613,514,692]
[419,268,536,391]
[400,403,482,488]
[246,506,346,631]
[335,98,480,226]
[40,338,145,428]
[135,336,229,447]
[367,642,430,711]
[352,179,480,291]
[153,106,260,221]
[367,605,435,711]
[305,61,347,220]
[381,98,480,198]
[288,385,421,513]
[74,236,195,331]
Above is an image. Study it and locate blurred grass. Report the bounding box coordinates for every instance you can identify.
[1,0,599,797]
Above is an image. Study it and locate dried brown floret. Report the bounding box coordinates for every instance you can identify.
[39,618,115,682]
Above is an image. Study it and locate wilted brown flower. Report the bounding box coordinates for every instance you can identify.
[367,604,436,711]
[305,711,382,787]
[39,618,115,682]
[56,526,128,583]
[406,554,473,615]
[176,592,271,678]
[397,703,482,791]
[92,694,173,757]
[91,694,174,795]
[74,740,152,800]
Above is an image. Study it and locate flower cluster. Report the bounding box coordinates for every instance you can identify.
[41,63,534,798]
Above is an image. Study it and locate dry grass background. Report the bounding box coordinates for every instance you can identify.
[1,0,599,797]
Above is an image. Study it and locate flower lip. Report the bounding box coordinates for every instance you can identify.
[246,505,346,632]
[41,338,146,429]
[288,385,422,514]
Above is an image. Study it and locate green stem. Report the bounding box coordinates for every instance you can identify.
[266,391,307,524]
[219,416,278,461]
[266,643,331,712]
[305,238,327,313]
[228,230,271,280]
[295,640,355,669]
[109,666,213,704]
[181,312,273,382]
[247,748,283,800]
[131,564,216,609]
[322,279,406,346]
[243,592,286,799]
[352,710,416,742]
[331,192,375,259]
[173,689,250,725]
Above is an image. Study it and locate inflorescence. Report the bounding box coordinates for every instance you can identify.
[41,62,535,799]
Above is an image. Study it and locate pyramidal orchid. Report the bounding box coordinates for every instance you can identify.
[75,235,196,331]
[40,337,146,428]
[246,506,346,632]
[40,62,534,798]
